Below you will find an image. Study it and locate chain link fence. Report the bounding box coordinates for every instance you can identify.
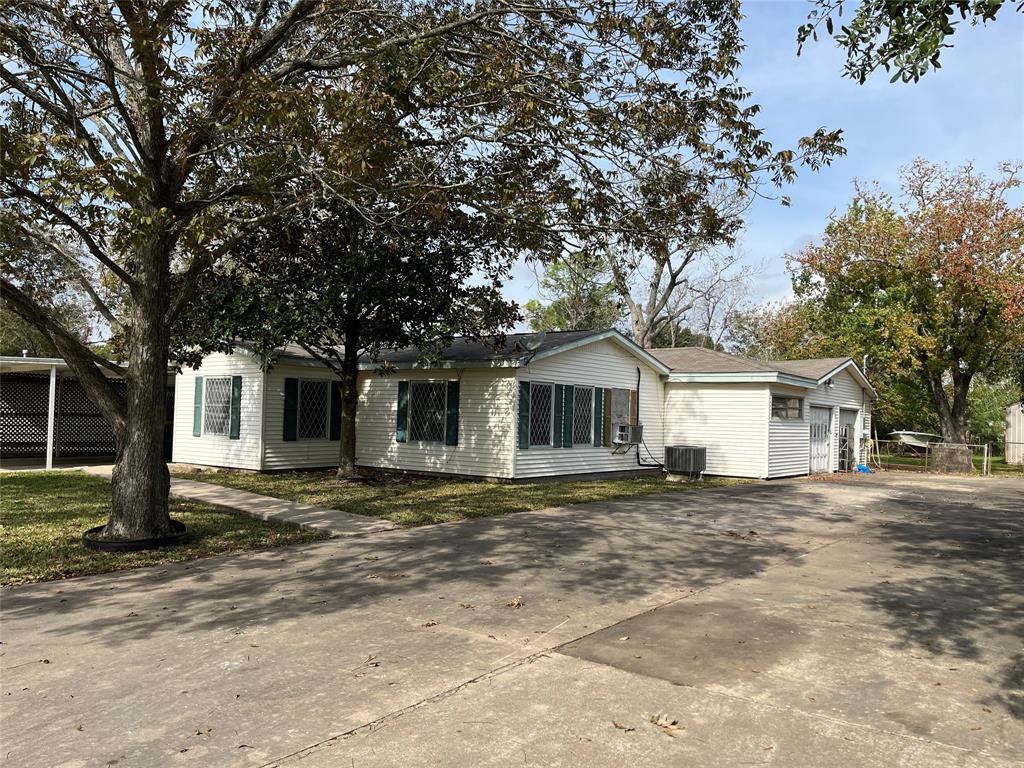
[866,438,1024,476]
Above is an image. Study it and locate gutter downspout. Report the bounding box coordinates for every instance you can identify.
[635,366,663,469]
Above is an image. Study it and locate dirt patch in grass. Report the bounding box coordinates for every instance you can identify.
[1,471,327,586]
[172,469,749,526]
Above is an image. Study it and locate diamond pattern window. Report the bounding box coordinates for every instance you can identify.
[529,383,553,446]
[572,386,593,444]
[299,380,329,439]
[409,382,447,443]
[203,377,232,436]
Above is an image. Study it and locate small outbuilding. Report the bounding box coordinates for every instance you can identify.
[1007,401,1024,465]
[650,347,876,479]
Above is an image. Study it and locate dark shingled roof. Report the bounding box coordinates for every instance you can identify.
[648,346,851,382]
[273,329,606,366]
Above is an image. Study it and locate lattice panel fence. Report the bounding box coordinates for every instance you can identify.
[0,374,50,457]
[1,374,124,459]
[58,378,123,456]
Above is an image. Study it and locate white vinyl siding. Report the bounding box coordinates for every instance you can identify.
[663,382,769,479]
[352,368,515,478]
[768,383,811,478]
[767,367,870,478]
[1007,404,1024,465]
[515,339,665,479]
[172,352,263,470]
[261,365,338,470]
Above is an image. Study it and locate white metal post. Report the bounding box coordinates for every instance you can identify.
[45,364,57,470]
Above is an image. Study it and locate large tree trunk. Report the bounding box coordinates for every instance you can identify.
[336,314,361,480]
[105,239,175,538]
[924,370,972,444]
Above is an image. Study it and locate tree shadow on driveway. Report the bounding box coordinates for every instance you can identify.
[2,483,832,648]
[847,479,1024,719]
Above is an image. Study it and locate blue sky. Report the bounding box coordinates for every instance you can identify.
[503,1,1024,317]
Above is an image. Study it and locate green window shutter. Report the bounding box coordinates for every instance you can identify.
[283,378,299,442]
[603,388,613,447]
[593,388,604,447]
[229,376,242,440]
[329,380,342,441]
[517,381,531,450]
[562,385,575,448]
[552,384,564,448]
[445,380,460,446]
[192,376,203,436]
[396,380,409,443]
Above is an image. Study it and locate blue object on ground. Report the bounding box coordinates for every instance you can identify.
[856,464,874,474]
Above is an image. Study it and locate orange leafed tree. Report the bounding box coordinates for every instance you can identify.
[791,159,1024,443]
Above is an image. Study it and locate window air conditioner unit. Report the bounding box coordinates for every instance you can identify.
[614,424,643,445]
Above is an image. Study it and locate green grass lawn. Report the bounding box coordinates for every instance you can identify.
[173,469,745,526]
[875,453,1024,475]
[1,471,327,586]
[991,456,1024,476]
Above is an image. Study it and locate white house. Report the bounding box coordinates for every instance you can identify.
[652,347,875,479]
[1,331,875,480]
[171,330,670,480]
[168,330,875,480]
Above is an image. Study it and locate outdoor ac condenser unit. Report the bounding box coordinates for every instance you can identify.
[614,424,644,445]
[664,445,707,477]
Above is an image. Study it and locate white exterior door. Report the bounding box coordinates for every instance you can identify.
[809,406,832,473]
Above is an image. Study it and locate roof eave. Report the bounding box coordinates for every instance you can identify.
[665,371,819,387]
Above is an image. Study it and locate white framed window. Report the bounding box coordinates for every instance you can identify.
[771,395,803,420]
[529,382,554,446]
[203,377,232,436]
[298,379,329,439]
[408,381,447,443]
[572,386,593,444]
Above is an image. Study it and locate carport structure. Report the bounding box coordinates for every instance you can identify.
[0,356,127,469]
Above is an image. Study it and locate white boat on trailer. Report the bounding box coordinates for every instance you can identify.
[889,431,943,450]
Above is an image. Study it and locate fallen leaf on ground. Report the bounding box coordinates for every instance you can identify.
[506,596,523,609]
[618,636,630,641]
[649,713,682,736]
[612,721,635,732]
[422,619,439,627]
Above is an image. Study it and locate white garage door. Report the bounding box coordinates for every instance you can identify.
[809,406,832,473]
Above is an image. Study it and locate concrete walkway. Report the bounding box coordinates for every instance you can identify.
[81,465,399,537]
[3,473,1022,767]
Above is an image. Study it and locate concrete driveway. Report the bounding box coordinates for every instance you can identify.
[2,473,1021,767]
